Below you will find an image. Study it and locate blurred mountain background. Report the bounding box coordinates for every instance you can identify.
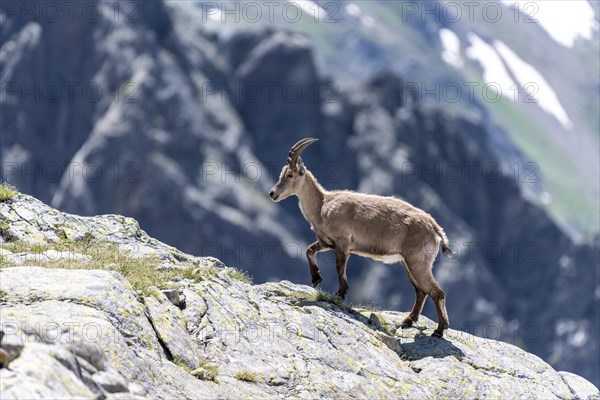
[1,0,598,386]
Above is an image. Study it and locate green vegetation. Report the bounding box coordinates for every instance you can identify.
[228,267,253,284]
[1,241,166,295]
[191,360,219,382]
[292,289,347,309]
[314,290,345,306]
[370,313,394,334]
[459,67,599,235]
[0,183,18,202]
[492,96,599,234]
[234,370,261,383]
[1,242,47,255]
[174,357,220,382]
[0,220,12,242]
[172,356,192,373]
[354,302,383,313]
[0,240,249,295]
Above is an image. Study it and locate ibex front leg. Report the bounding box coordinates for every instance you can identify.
[335,248,350,299]
[306,241,328,288]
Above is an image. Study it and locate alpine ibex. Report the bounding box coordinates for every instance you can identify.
[269,138,452,337]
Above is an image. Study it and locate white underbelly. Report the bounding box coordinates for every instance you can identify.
[351,251,404,264]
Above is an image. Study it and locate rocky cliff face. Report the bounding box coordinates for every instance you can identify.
[1,194,598,399]
[1,0,598,386]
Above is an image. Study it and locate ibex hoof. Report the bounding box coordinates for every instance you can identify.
[334,292,346,300]
[431,330,444,338]
[400,318,414,329]
[311,277,323,288]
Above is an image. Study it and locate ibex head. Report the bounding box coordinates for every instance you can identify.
[269,138,318,202]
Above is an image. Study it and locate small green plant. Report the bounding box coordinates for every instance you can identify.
[228,268,253,284]
[354,302,383,312]
[293,289,348,309]
[369,313,394,334]
[315,290,345,307]
[1,238,249,298]
[2,242,48,254]
[234,370,260,382]
[191,360,219,382]
[0,183,17,202]
[188,265,220,282]
[172,356,192,372]
[187,264,253,285]
[0,221,11,242]
[0,240,201,294]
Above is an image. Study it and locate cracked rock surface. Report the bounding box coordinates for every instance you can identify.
[1,194,598,399]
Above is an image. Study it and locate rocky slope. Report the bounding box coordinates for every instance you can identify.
[1,194,599,399]
[1,0,599,386]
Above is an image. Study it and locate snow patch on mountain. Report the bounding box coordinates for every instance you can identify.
[494,40,573,129]
[465,33,514,97]
[466,33,573,129]
[503,0,598,47]
[439,28,463,67]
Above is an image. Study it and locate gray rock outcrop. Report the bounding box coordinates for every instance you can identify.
[1,194,598,399]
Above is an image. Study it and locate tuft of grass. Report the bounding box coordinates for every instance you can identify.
[314,290,345,307]
[0,241,203,295]
[2,242,48,254]
[174,356,221,382]
[172,356,192,372]
[192,360,219,382]
[191,264,253,285]
[0,221,11,242]
[191,265,220,281]
[369,313,394,334]
[292,289,347,309]
[228,268,253,284]
[234,370,260,383]
[1,239,248,297]
[0,183,18,202]
[354,302,383,313]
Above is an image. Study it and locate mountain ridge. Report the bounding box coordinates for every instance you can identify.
[1,193,599,399]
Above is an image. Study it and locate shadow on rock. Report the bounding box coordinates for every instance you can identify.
[293,295,464,360]
[399,331,465,361]
[296,299,391,334]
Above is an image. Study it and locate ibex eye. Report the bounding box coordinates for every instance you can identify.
[287,174,293,178]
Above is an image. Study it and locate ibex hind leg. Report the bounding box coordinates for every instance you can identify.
[400,260,428,329]
[405,256,449,337]
[426,277,449,338]
[401,283,428,329]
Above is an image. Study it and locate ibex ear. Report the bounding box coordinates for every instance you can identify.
[297,158,306,175]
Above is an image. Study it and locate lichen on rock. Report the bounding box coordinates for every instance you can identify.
[0,195,598,399]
